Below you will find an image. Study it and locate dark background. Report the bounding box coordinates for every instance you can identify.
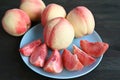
[0,0,120,80]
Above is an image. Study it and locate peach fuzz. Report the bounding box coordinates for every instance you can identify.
[20,0,46,21]
[67,6,95,38]
[43,17,74,50]
[41,3,66,27]
[2,9,31,36]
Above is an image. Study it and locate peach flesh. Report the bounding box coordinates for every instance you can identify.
[43,49,63,73]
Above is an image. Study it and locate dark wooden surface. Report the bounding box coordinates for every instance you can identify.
[0,0,120,80]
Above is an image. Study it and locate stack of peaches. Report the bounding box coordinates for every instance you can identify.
[2,0,95,50]
[2,0,109,74]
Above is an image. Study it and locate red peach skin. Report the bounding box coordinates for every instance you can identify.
[67,6,95,38]
[2,9,31,36]
[43,17,74,50]
[20,0,46,21]
[41,3,66,27]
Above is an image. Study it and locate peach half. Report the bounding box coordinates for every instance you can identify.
[43,17,74,50]
[2,9,31,36]
[20,0,46,21]
[67,6,95,38]
[41,3,66,27]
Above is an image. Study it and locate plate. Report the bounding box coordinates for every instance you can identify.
[20,24,103,79]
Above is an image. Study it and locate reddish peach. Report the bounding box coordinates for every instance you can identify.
[2,9,31,36]
[43,17,74,50]
[20,0,46,21]
[67,6,95,38]
[41,3,66,27]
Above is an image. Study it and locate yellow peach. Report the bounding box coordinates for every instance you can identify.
[2,9,31,36]
[67,6,95,38]
[41,3,66,27]
[43,17,74,50]
[20,0,46,21]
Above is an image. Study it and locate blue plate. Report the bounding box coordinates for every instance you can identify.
[20,24,103,79]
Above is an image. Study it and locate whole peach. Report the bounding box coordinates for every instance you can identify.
[41,3,66,27]
[2,9,31,36]
[20,0,46,21]
[67,6,95,38]
[43,17,74,50]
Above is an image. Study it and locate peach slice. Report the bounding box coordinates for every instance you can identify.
[30,43,48,67]
[2,9,31,36]
[62,49,84,71]
[80,40,109,57]
[43,49,63,73]
[43,17,74,50]
[67,6,95,38]
[41,3,66,27]
[73,45,96,66]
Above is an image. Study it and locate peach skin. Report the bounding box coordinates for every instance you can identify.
[41,3,66,27]
[20,0,46,21]
[2,9,31,36]
[43,17,74,50]
[67,6,95,38]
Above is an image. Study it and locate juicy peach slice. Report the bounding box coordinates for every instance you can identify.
[80,40,109,57]
[30,43,48,67]
[43,49,63,73]
[62,49,84,71]
[19,39,41,56]
[73,45,96,66]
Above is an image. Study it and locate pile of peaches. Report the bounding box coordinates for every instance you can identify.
[2,0,109,74]
[2,0,95,50]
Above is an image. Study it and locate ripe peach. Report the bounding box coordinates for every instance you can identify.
[20,0,46,21]
[43,17,74,50]
[2,9,31,36]
[67,6,95,38]
[41,3,66,27]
